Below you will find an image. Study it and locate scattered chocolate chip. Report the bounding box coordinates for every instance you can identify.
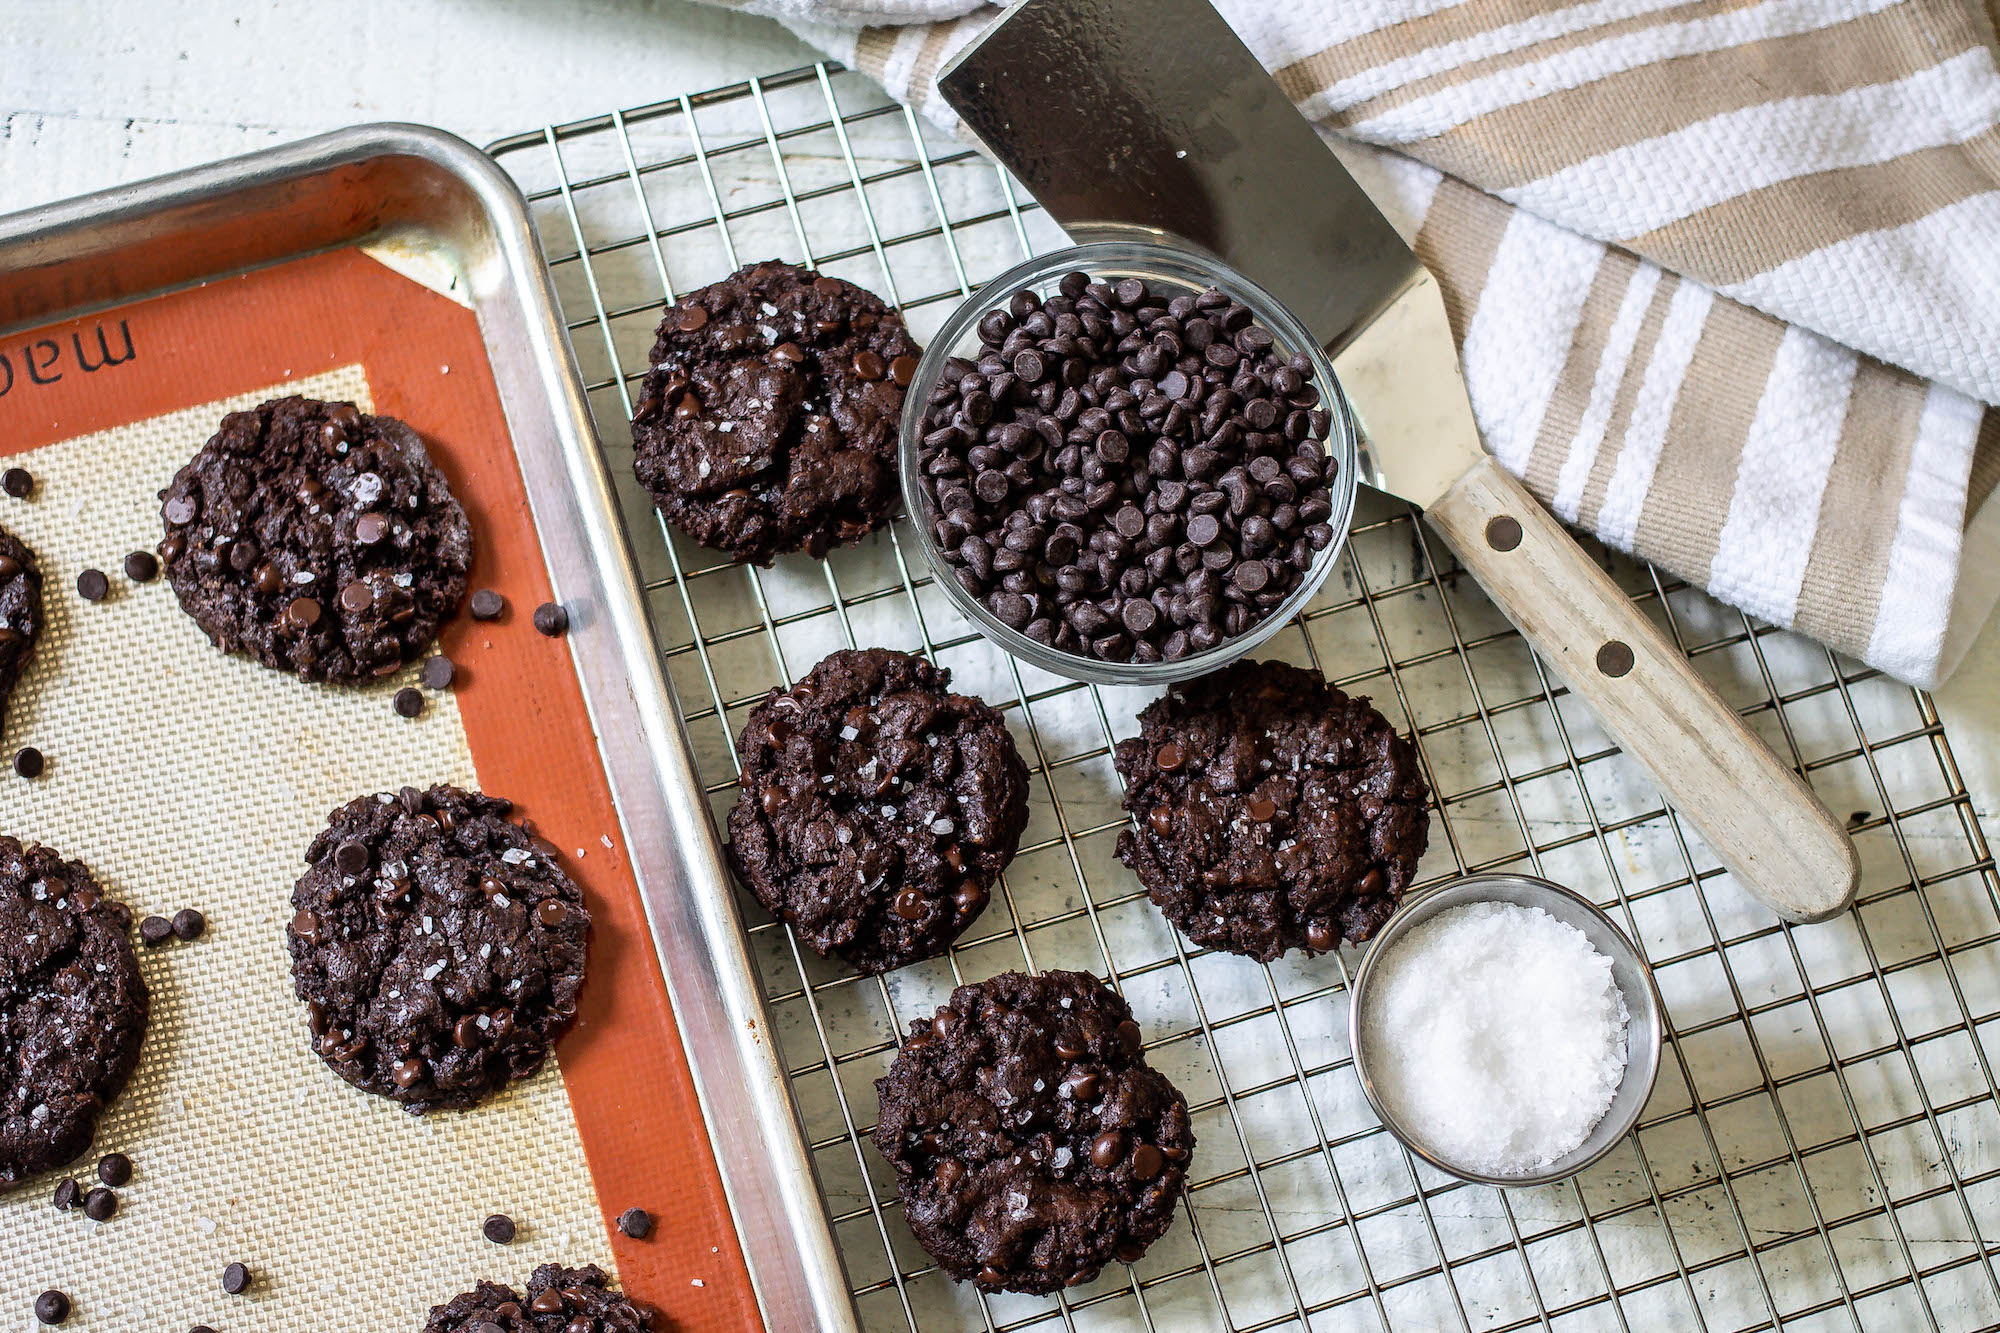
[82,1186,117,1221]
[221,1262,252,1296]
[393,686,425,719]
[96,1153,132,1187]
[171,908,206,942]
[139,915,173,946]
[13,746,43,778]
[123,551,159,582]
[483,1213,517,1244]
[469,588,505,621]
[75,569,109,602]
[616,1206,653,1239]
[52,1178,81,1211]
[421,655,456,690]
[34,1290,69,1325]
[532,601,569,637]
[2,468,33,499]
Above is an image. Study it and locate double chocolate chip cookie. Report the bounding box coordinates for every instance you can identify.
[630,261,920,566]
[874,970,1194,1294]
[287,785,590,1113]
[158,396,472,683]
[423,1264,655,1333]
[0,528,41,735]
[1115,659,1429,960]
[1,837,149,1192]
[726,648,1028,974]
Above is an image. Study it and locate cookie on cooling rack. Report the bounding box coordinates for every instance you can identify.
[725,647,1028,975]
[157,396,472,683]
[0,527,42,736]
[629,260,921,566]
[423,1263,656,1333]
[1114,658,1429,961]
[874,969,1195,1294]
[0,836,149,1192]
[287,784,589,1113]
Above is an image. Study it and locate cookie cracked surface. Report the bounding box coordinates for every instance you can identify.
[422,1263,656,1333]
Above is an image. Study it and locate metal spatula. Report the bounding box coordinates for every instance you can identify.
[938,0,1859,922]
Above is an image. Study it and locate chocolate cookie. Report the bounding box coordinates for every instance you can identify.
[0,527,41,736]
[158,396,472,683]
[1114,660,1429,961]
[874,970,1194,1294]
[726,648,1028,974]
[0,837,149,1192]
[422,1264,655,1333]
[287,785,589,1113]
[630,260,920,565]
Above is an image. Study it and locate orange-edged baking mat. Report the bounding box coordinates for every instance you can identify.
[0,248,761,1332]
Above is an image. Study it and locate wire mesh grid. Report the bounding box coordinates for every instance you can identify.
[487,64,2000,1333]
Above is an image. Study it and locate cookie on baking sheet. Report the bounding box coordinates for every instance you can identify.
[1114,659,1429,961]
[423,1263,656,1333]
[286,785,589,1113]
[725,647,1028,975]
[874,970,1194,1295]
[0,527,41,736]
[0,836,149,1192]
[629,260,920,566]
[158,396,472,683]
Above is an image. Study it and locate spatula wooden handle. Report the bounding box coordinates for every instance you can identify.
[1424,453,1859,923]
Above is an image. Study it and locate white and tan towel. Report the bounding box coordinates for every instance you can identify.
[701,0,2000,687]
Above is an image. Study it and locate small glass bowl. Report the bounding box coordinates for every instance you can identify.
[898,237,1360,686]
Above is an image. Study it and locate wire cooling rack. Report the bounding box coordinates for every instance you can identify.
[488,64,2000,1333]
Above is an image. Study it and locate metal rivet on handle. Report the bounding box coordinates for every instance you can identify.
[1597,640,1635,677]
[1484,516,1522,551]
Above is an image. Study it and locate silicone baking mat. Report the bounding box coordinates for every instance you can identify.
[490,64,2000,1333]
[0,249,759,1331]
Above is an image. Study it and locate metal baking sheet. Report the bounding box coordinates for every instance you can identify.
[0,127,843,1331]
[491,63,2000,1333]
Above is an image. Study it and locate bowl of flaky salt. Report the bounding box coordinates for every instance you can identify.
[1348,873,1664,1187]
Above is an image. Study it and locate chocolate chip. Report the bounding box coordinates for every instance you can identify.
[172,908,205,941]
[139,915,173,946]
[51,1178,81,1211]
[676,303,708,332]
[469,588,505,620]
[392,1057,426,1089]
[12,747,42,778]
[530,1289,565,1315]
[1088,1130,1125,1167]
[34,1291,69,1325]
[333,840,370,877]
[1131,1143,1165,1181]
[483,1213,517,1244]
[1155,742,1186,773]
[1247,796,1277,822]
[221,1262,252,1295]
[123,551,159,582]
[421,655,456,690]
[534,900,569,929]
[617,1206,653,1239]
[394,686,425,718]
[96,1153,132,1187]
[285,596,321,628]
[1305,921,1337,951]
[533,601,569,637]
[82,1186,117,1221]
[76,569,109,602]
[2,468,33,499]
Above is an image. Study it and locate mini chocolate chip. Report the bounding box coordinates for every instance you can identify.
[469,588,505,620]
[172,908,205,941]
[617,1206,654,1239]
[483,1213,517,1244]
[394,686,425,718]
[13,746,43,779]
[97,1153,132,1187]
[533,601,569,637]
[421,655,456,690]
[34,1291,69,1325]
[75,569,108,602]
[51,1178,81,1211]
[221,1262,252,1295]
[123,551,159,582]
[2,468,34,499]
[83,1186,117,1221]
[139,914,172,946]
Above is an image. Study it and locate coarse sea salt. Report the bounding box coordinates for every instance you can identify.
[1362,901,1629,1176]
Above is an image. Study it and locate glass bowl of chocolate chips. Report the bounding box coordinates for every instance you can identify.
[901,238,1359,685]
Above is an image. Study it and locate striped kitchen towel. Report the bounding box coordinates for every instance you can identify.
[702,0,2000,687]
